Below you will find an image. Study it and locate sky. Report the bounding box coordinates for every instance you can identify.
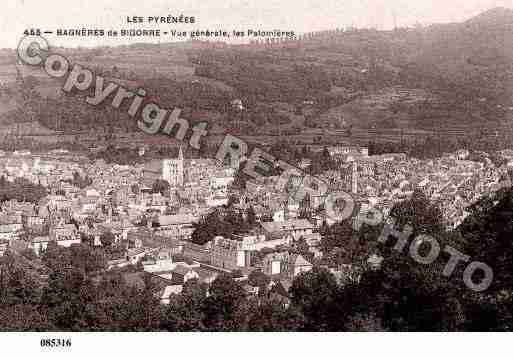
[2,0,513,48]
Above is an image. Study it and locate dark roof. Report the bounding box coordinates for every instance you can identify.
[172,264,195,276]
[260,219,314,234]
[269,280,290,298]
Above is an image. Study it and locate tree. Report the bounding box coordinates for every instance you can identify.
[231,270,243,279]
[458,187,513,291]
[41,267,90,330]
[246,296,304,331]
[351,249,463,331]
[0,304,53,331]
[320,146,334,172]
[389,189,444,236]
[246,205,257,227]
[202,274,246,331]
[70,171,93,189]
[161,279,206,331]
[0,253,41,307]
[224,207,245,232]
[293,237,313,262]
[100,230,115,247]
[248,270,270,294]
[298,193,312,220]
[43,243,106,275]
[117,274,162,330]
[320,220,355,255]
[345,311,385,331]
[453,187,513,330]
[152,179,170,196]
[191,207,242,245]
[289,267,341,330]
[0,177,47,204]
[55,189,66,196]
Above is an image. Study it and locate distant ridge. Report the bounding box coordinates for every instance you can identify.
[464,7,513,27]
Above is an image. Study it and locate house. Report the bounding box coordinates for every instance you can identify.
[0,222,23,241]
[158,237,183,255]
[183,242,211,263]
[329,264,362,286]
[243,284,260,296]
[263,252,285,276]
[96,222,123,243]
[210,236,246,270]
[209,232,300,270]
[289,254,313,277]
[154,247,179,260]
[107,258,131,270]
[367,254,384,270]
[301,232,322,247]
[49,224,79,243]
[231,98,245,111]
[259,219,314,241]
[57,235,81,248]
[29,236,51,256]
[126,227,152,248]
[171,264,199,284]
[0,241,8,257]
[9,239,29,253]
[160,285,184,304]
[262,252,313,278]
[23,215,45,233]
[143,257,175,274]
[127,247,147,264]
[194,266,219,285]
[155,214,197,239]
[267,280,292,308]
[327,145,368,158]
[234,233,290,251]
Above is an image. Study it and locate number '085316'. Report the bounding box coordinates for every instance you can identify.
[40,338,72,348]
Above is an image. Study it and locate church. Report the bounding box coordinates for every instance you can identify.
[162,146,184,188]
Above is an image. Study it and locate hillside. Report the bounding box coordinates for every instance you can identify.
[1,7,512,147]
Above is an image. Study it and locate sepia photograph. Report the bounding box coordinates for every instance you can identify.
[1,0,513,356]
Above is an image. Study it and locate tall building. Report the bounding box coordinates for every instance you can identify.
[351,161,358,194]
[162,146,184,187]
[340,161,358,194]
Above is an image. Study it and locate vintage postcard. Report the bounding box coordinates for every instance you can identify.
[0,0,512,356]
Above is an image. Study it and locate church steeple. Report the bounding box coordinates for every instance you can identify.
[162,145,185,188]
[177,145,184,187]
[178,145,184,161]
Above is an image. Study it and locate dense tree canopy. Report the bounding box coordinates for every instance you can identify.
[0,176,47,204]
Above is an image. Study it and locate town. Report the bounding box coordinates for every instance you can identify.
[0,141,509,308]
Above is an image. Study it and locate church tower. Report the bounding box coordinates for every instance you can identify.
[351,161,358,194]
[162,145,184,187]
[177,145,184,186]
